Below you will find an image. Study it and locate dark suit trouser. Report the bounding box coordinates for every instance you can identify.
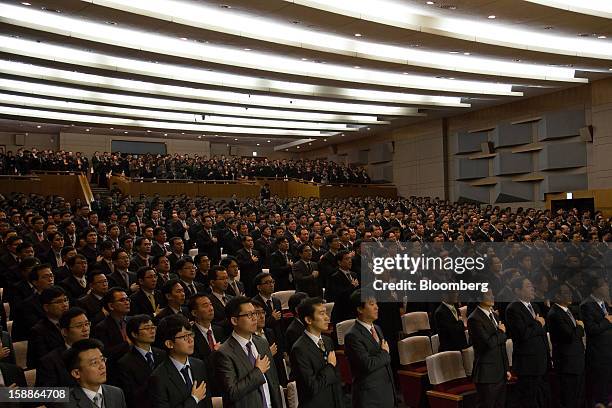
[517,374,550,408]
[476,381,507,408]
[558,372,584,408]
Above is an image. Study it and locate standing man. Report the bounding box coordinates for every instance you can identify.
[189,293,226,363]
[290,297,344,408]
[92,287,131,363]
[505,278,550,408]
[215,296,283,408]
[63,338,127,408]
[580,277,612,406]
[433,291,468,352]
[344,290,396,408]
[148,315,212,408]
[467,289,510,408]
[292,244,322,297]
[547,284,585,408]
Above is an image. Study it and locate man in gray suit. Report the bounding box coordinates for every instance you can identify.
[214,296,283,408]
[63,338,127,408]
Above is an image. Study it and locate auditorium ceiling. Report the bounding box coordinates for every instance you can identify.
[0,0,611,151]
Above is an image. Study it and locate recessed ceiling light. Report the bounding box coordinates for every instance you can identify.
[449,77,455,80]
[220,4,231,9]
[285,149,288,151]
[308,142,312,145]
[403,72,409,75]
[243,48,252,51]
[366,127,371,130]
[256,143,260,146]
[124,131,128,134]
[488,15,496,19]
[598,35,607,39]
[297,146,300,149]
[323,139,327,142]
[463,52,471,55]
[110,127,114,130]
[449,51,460,54]
[21,2,31,5]
[426,1,435,4]
[180,37,188,41]
[353,65,360,69]
[198,135,202,139]
[85,128,90,131]
[354,33,362,37]
[234,138,238,141]
[301,58,308,61]
[181,132,185,134]
[146,129,151,132]
[267,140,271,143]
[164,133,168,136]
[36,125,41,128]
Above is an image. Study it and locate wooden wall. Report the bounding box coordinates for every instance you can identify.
[0,173,90,204]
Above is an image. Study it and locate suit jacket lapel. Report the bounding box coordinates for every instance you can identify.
[228,336,255,372]
[354,321,378,347]
[165,359,190,398]
[72,387,95,408]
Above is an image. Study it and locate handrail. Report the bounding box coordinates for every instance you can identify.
[32,170,85,175]
[0,174,41,180]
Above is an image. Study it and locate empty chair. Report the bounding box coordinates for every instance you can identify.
[3,303,9,320]
[279,385,287,408]
[24,369,36,387]
[430,334,440,354]
[188,248,198,258]
[212,397,223,408]
[506,339,513,368]
[401,311,431,335]
[397,336,433,408]
[398,336,433,366]
[13,340,28,370]
[461,347,475,376]
[272,290,295,311]
[335,319,355,347]
[425,351,477,408]
[286,381,298,408]
[459,306,468,325]
[6,320,12,335]
[323,302,334,318]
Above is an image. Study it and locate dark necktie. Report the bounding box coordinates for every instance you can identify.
[145,352,155,369]
[180,365,192,391]
[601,302,608,316]
[246,342,267,408]
[189,284,196,297]
[307,262,312,273]
[489,312,498,327]
[317,338,327,358]
[206,329,215,349]
[527,303,536,318]
[566,308,576,326]
[370,327,380,345]
[266,299,273,313]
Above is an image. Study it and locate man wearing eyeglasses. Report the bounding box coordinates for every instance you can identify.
[27,285,69,369]
[215,296,283,408]
[37,307,90,387]
[63,338,127,408]
[149,315,212,408]
[92,287,131,363]
[116,314,166,407]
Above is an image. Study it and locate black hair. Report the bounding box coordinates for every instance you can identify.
[59,307,87,329]
[126,314,154,343]
[297,297,324,323]
[63,338,104,372]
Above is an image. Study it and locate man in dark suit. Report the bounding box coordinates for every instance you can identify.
[318,234,341,288]
[269,237,293,292]
[467,289,510,408]
[116,315,166,407]
[63,338,127,408]
[177,259,206,301]
[207,266,232,326]
[506,278,550,408]
[189,293,226,363]
[0,361,27,387]
[327,250,359,324]
[148,315,212,408]
[36,307,90,387]
[27,286,69,369]
[434,291,468,352]
[222,256,245,297]
[344,290,395,408]
[214,296,283,408]
[292,244,322,297]
[580,277,612,406]
[285,292,308,353]
[6,256,40,307]
[252,273,284,351]
[167,237,186,272]
[547,284,585,408]
[154,279,190,324]
[109,249,137,293]
[76,270,108,326]
[150,227,170,259]
[91,287,131,363]
[59,254,89,303]
[196,216,220,265]
[290,297,344,408]
[236,235,263,297]
[130,266,164,317]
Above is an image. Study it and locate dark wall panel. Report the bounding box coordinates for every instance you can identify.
[538,142,586,170]
[456,130,489,154]
[493,152,532,175]
[457,157,489,180]
[491,122,532,147]
[537,109,585,141]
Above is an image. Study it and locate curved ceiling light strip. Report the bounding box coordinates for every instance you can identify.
[0,93,361,131]
[522,0,612,19]
[82,0,581,82]
[0,37,465,110]
[0,78,422,123]
[0,105,334,137]
[0,4,520,96]
[0,60,462,113]
[281,0,612,60]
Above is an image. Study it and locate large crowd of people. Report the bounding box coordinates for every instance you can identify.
[0,149,372,184]
[0,187,610,407]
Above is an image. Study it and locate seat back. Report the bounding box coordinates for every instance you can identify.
[398,335,433,366]
[13,340,28,369]
[188,248,198,258]
[24,369,36,387]
[430,334,440,354]
[459,306,468,324]
[272,290,295,310]
[335,319,355,346]
[401,312,430,334]
[212,397,223,408]
[461,347,475,376]
[506,339,513,368]
[323,302,335,317]
[286,381,298,408]
[426,351,467,385]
